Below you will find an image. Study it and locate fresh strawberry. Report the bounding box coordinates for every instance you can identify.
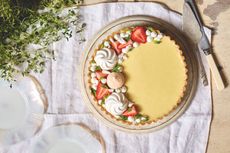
[110,38,122,55]
[131,27,147,43]
[122,106,137,116]
[96,82,110,100]
[96,71,108,80]
[118,39,133,49]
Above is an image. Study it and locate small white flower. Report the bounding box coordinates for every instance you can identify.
[157,33,163,39]
[118,53,125,59]
[120,32,126,38]
[133,42,139,48]
[102,70,110,74]
[102,104,105,108]
[146,30,151,36]
[147,36,153,42]
[91,84,97,90]
[125,33,130,37]
[101,78,107,84]
[121,86,127,93]
[135,118,141,124]
[128,116,135,122]
[141,117,147,121]
[95,81,99,86]
[104,41,110,47]
[118,59,123,64]
[98,100,102,105]
[90,66,96,72]
[91,73,96,78]
[114,34,120,40]
[115,88,121,93]
[114,34,126,44]
[151,31,157,38]
[128,102,134,107]
[118,66,123,72]
[122,48,128,54]
[91,78,98,84]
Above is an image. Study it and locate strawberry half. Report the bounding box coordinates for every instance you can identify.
[110,38,122,55]
[122,106,137,116]
[96,82,110,100]
[131,27,147,43]
[118,39,133,49]
[96,71,108,80]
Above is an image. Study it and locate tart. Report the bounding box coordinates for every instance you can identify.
[88,26,188,125]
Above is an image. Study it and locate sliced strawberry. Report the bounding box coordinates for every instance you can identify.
[131,27,147,43]
[118,39,133,49]
[96,71,108,80]
[110,38,122,55]
[96,82,110,100]
[122,106,137,116]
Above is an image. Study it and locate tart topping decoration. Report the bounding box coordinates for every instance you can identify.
[96,82,111,100]
[94,48,118,70]
[131,26,147,43]
[105,92,128,116]
[107,72,125,89]
[90,26,165,124]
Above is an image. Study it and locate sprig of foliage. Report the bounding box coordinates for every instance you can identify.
[0,0,85,81]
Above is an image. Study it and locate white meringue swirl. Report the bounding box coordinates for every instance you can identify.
[94,48,118,70]
[105,92,128,116]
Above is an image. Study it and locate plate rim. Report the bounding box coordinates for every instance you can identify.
[80,15,199,133]
[30,123,105,153]
[0,75,47,146]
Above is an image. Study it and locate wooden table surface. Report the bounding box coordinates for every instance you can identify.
[83,0,230,153]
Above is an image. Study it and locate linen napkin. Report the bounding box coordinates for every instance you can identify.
[0,2,212,153]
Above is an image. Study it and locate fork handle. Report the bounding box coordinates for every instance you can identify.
[206,54,225,91]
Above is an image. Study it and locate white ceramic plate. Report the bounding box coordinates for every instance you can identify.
[0,76,46,146]
[31,124,104,153]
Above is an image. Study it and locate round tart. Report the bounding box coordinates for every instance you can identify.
[87,26,188,125]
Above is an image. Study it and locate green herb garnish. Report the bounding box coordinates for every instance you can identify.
[120,115,128,121]
[91,88,96,96]
[99,43,105,49]
[134,114,143,119]
[0,0,85,81]
[123,35,131,41]
[101,99,105,105]
[147,27,154,32]
[112,64,122,72]
[142,116,149,121]
[95,66,101,71]
[154,40,161,44]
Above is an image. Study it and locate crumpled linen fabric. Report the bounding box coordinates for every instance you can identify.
[0,2,212,153]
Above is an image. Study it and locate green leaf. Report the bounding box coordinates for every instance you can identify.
[120,115,128,121]
[91,88,96,96]
[95,66,101,71]
[112,64,122,72]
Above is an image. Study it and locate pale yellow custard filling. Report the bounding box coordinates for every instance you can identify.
[122,36,187,120]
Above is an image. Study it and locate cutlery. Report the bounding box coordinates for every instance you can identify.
[184,0,225,91]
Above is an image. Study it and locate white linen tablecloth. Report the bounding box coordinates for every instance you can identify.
[1,2,212,153]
